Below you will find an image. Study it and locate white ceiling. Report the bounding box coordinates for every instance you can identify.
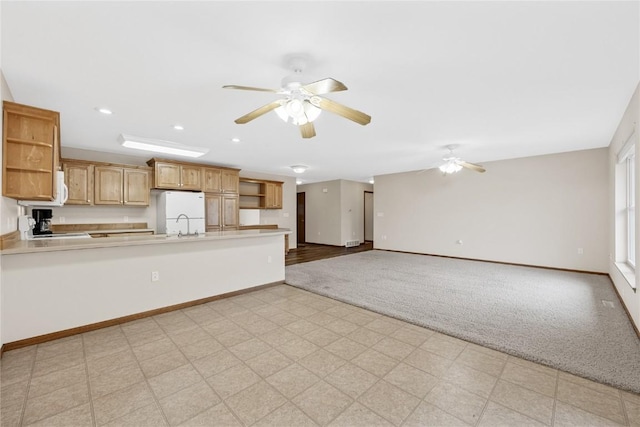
[2,1,638,183]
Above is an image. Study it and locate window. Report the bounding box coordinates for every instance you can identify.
[627,152,636,268]
[615,128,637,288]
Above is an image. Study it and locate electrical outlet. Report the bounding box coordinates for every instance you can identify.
[124,216,129,222]
[577,248,584,255]
[283,212,289,218]
[267,256,272,263]
[151,271,159,282]
[59,216,65,224]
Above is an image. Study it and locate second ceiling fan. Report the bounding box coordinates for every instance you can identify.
[223,58,371,138]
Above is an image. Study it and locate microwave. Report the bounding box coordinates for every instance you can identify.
[18,171,69,207]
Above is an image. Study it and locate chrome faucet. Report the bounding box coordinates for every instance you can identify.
[176,213,190,237]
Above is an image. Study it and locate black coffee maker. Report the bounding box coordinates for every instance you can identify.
[32,209,53,235]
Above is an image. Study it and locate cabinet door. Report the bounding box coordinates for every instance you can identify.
[154,162,181,189]
[94,166,124,205]
[181,166,202,190]
[205,194,222,231]
[221,170,239,193]
[222,195,239,229]
[3,101,60,200]
[274,183,283,209]
[123,168,150,206]
[64,162,94,205]
[265,183,276,208]
[203,168,222,192]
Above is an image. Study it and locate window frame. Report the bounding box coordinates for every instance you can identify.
[627,151,636,268]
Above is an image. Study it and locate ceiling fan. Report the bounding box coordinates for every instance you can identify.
[439,146,486,174]
[223,57,371,138]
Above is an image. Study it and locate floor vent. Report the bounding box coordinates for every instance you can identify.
[345,240,360,248]
[602,300,615,308]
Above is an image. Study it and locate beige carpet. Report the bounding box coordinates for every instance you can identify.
[285,250,640,393]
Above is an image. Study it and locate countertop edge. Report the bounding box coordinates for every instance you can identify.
[2,229,292,255]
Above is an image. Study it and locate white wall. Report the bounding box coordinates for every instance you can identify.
[298,180,342,246]
[297,180,373,246]
[608,83,640,330]
[340,180,374,244]
[375,148,609,273]
[239,170,297,249]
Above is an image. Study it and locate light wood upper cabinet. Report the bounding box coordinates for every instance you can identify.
[2,101,61,200]
[273,183,283,209]
[124,169,150,206]
[95,166,150,206]
[221,170,239,193]
[94,166,124,205]
[240,178,283,209]
[203,167,222,192]
[154,162,181,188]
[204,167,239,194]
[265,183,278,208]
[147,158,239,194]
[149,160,203,190]
[63,161,94,205]
[181,165,202,190]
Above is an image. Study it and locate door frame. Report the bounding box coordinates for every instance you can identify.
[364,190,374,242]
[297,192,306,244]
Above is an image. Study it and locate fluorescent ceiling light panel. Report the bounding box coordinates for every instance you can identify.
[118,134,209,158]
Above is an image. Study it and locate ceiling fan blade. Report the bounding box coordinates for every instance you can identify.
[316,97,371,126]
[234,101,282,124]
[302,78,348,95]
[300,122,316,138]
[459,161,486,173]
[223,85,279,93]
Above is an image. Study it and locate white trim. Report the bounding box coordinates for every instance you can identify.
[617,128,636,163]
[615,262,637,291]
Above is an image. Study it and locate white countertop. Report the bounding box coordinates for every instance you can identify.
[2,228,291,255]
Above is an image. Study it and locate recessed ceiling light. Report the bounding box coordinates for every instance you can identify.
[96,107,113,115]
[231,137,240,143]
[369,179,375,184]
[296,179,303,185]
[173,124,184,130]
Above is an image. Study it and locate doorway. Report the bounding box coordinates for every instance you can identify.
[364,191,374,242]
[297,192,306,245]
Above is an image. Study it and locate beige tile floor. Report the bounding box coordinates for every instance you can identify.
[2,284,640,426]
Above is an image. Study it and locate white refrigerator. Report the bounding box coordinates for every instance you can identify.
[157,191,206,236]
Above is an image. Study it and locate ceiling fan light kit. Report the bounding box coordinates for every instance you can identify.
[437,146,486,175]
[290,165,308,174]
[223,56,371,138]
[439,161,463,174]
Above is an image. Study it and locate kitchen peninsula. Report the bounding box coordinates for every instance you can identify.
[1,228,290,348]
